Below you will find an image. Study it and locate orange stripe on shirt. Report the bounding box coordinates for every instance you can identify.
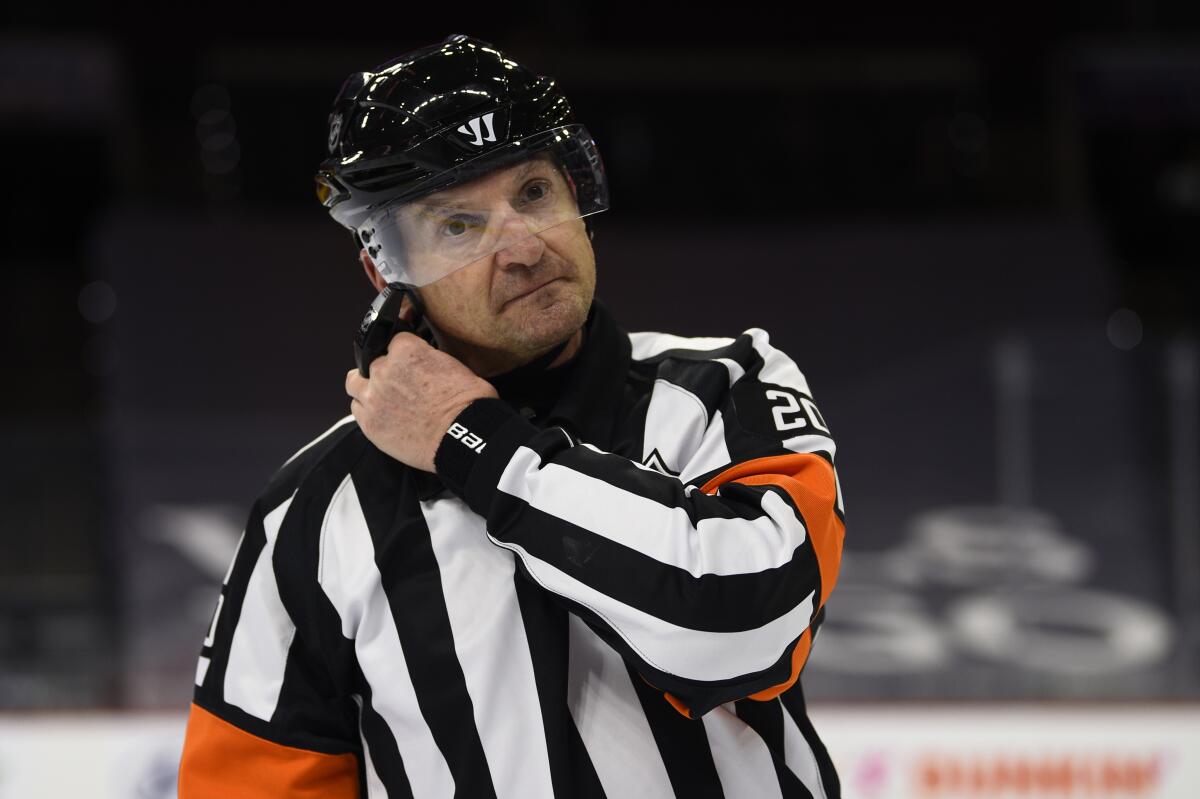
[700,452,844,608]
[178,703,360,799]
[700,452,843,705]
[644,454,845,719]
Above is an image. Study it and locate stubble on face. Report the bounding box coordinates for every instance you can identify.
[420,219,596,377]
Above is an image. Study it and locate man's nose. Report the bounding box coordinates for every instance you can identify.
[493,213,546,269]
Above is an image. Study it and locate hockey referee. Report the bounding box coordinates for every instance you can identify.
[178,33,846,798]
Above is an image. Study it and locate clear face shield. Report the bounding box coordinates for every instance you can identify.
[358,124,608,287]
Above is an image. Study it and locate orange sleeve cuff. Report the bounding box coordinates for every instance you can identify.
[178,703,360,799]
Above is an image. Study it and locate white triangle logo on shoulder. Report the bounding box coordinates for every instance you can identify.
[457,112,497,147]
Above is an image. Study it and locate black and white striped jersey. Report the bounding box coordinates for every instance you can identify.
[179,298,845,798]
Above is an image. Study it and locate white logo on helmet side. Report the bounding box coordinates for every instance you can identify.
[328,114,343,152]
[457,113,497,147]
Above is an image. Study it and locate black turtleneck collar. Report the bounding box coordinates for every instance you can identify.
[486,317,583,422]
[486,297,631,449]
[418,297,632,501]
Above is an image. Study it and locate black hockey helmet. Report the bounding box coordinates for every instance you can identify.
[315,34,609,287]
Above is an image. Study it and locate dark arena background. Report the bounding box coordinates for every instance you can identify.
[2,4,1198,796]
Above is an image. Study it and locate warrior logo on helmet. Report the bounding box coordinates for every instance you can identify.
[327,113,343,153]
[457,113,498,147]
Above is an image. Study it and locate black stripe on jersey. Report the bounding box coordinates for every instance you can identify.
[193,490,364,758]
[543,445,785,524]
[720,412,834,474]
[626,660,725,798]
[734,699,816,799]
[269,429,415,783]
[490,491,821,634]
[192,427,374,753]
[729,379,828,434]
[354,675,417,799]
[808,450,834,466]
[190,693,361,759]
[513,576,607,799]
[780,687,841,799]
[629,332,763,372]
[271,440,420,799]
[522,571,807,720]
[649,359,739,425]
[351,447,500,799]
[268,636,363,753]
[202,415,363,717]
[194,498,268,708]
[600,375,654,464]
[261,418,360,505]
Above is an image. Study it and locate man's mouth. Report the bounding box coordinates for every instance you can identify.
[504,277,561,307]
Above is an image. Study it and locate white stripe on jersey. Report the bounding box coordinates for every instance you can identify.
[641,378,716,475]
[747,329,813,397]
[223,530,245,584]
[194,656,210,687]
[320,475,455,799]
[780,434,838,458]
[422,496,556,799]
[499,446,808,578]
[628,331,735,362]
[566,615,675,798]
[781,699,829,799]
[350,691,388,796]
[487,533,817,683]
[628,331,749,388]
[678,409,733,483]
[352,694,389,799]
[223,491,297,720]
[703,704,785,799]
[715,356,747,385]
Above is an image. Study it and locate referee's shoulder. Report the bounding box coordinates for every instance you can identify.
[254,414,369,510]
[626,324,784,380]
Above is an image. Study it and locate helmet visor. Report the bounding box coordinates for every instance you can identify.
[359,124,607,287]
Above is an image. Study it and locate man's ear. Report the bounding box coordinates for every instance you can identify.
[359,249,388,293]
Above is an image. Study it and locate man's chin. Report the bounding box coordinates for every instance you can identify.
[505,289,588,349]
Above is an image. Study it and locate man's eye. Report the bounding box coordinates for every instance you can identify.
[519,179,551,205]
[441,215,478,237]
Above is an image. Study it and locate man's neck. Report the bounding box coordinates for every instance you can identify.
[546,327,583,370]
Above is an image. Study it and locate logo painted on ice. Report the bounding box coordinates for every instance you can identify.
[457,113,497,147]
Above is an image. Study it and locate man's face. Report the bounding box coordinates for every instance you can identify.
[394,153,596,375]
